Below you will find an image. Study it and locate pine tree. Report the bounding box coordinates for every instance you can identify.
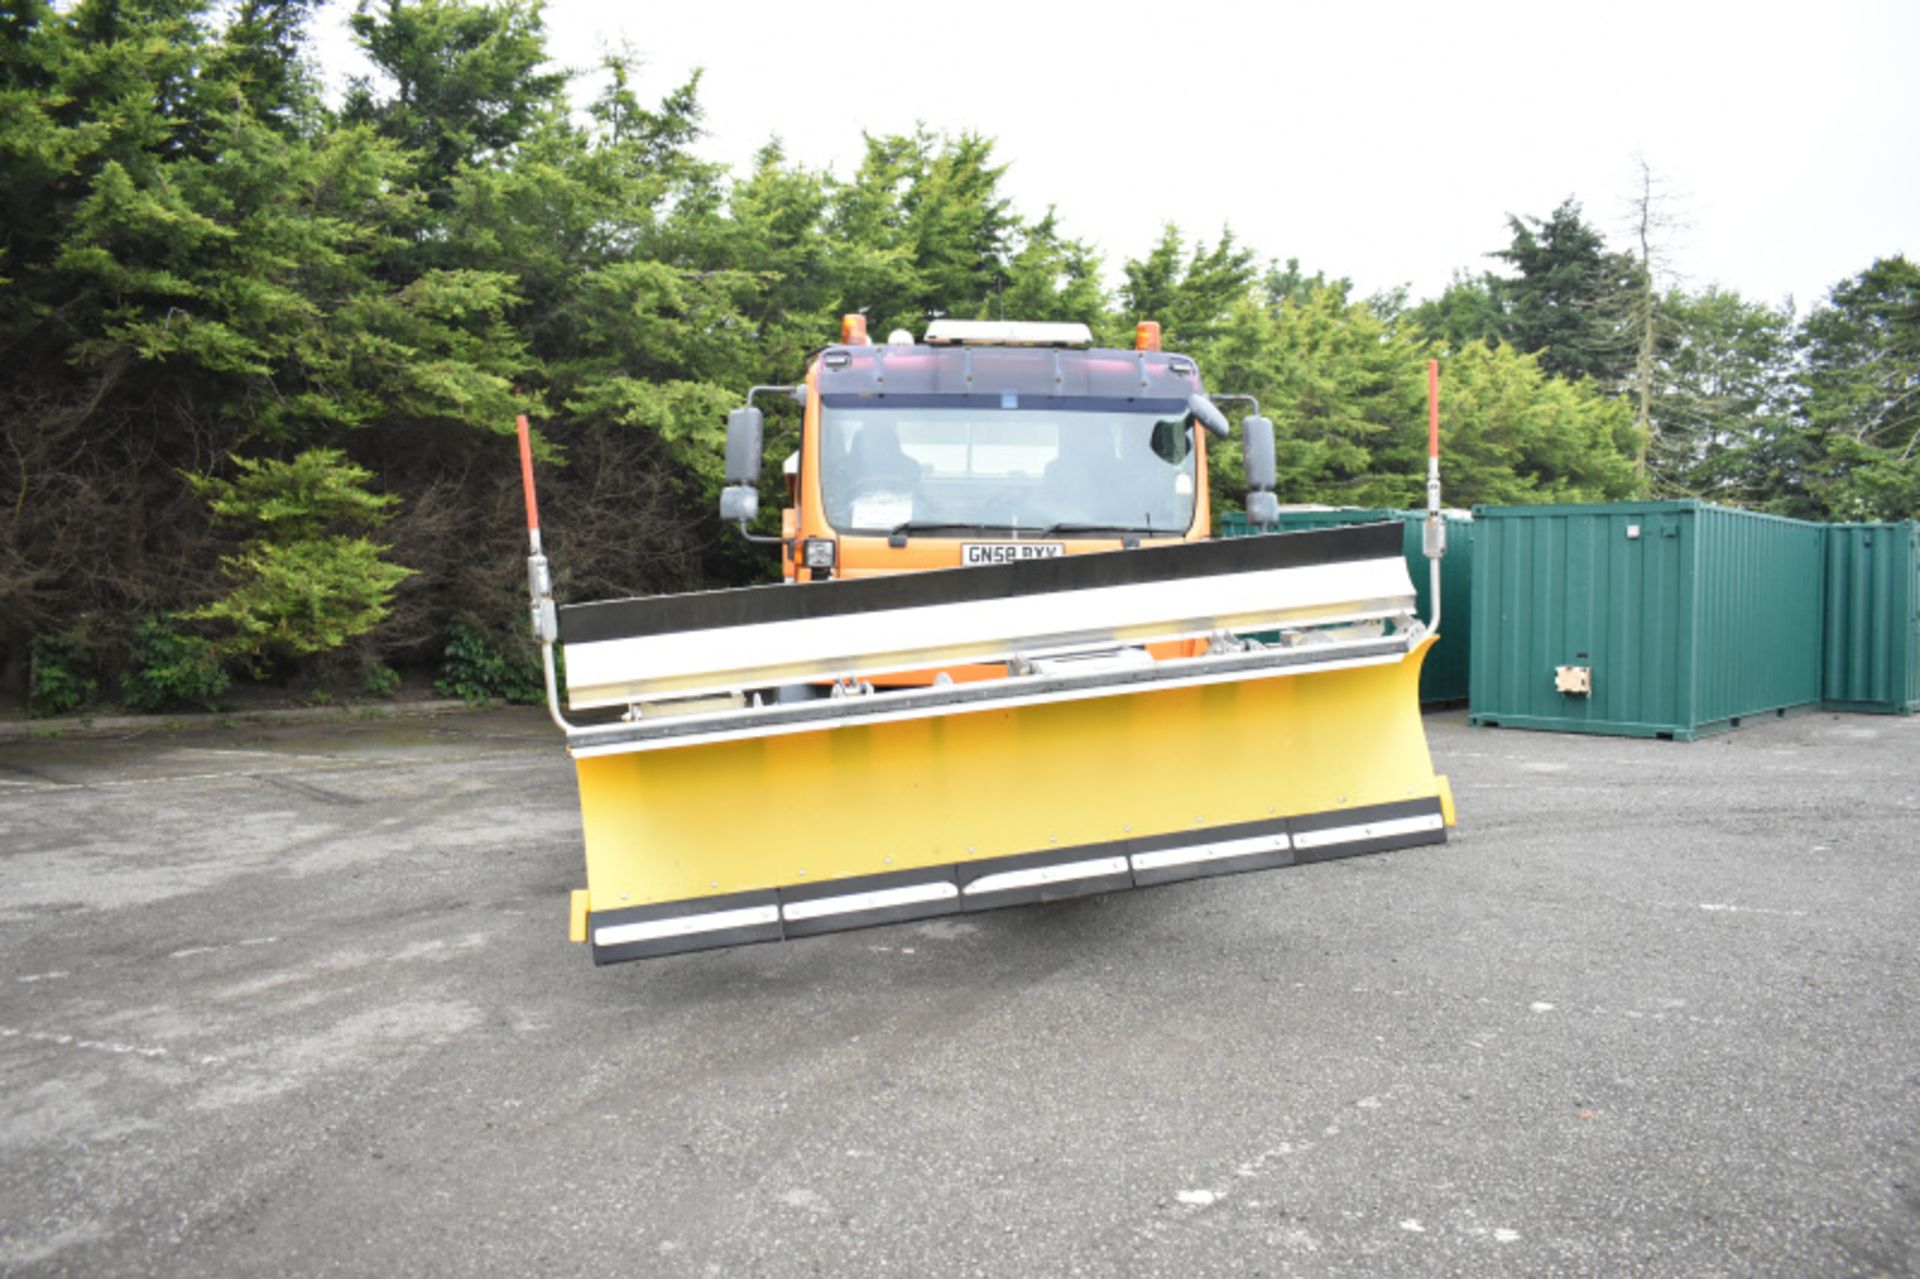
[341,0,565,204]
[1797,256,1920,518]
[1118,225,1256,349]
[1490,197,1638,388]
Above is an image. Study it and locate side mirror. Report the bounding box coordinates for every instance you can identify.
[1246,490,1280,527]
[719,485,758,524]
[1186,393,1231,439]
[1242,414,1276,491]
[725,406,764,485]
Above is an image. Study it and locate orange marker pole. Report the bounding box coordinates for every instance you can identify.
[516,413,541,547]
[1423,359,1445,633]
[1427,359,1440,462]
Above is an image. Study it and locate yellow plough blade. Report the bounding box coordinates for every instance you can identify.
[572,635,1449,963]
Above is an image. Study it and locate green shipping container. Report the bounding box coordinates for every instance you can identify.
[1218,508,1472,703]
[1821,522,1920,715]
[1468,501,1824,740]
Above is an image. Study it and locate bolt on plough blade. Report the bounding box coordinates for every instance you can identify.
[559,523,1454,963]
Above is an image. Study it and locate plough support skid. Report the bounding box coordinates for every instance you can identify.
[558,523,1453,963]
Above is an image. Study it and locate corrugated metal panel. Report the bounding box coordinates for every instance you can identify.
[1821,522,1920,714]
[1468,501,1824,740]
[1694,505,1825,724]
[1218,508,1471,702]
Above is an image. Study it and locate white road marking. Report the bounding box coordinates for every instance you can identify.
[0,751,525,794]
[1160,1138,1315,1227]
[170,937,281,959]
[778,1188,828,1213]
[0,1025,223,1066]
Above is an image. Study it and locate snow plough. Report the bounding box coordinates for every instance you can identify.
[522,318,1455,963]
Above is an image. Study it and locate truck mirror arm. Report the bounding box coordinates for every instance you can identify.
[720,486,790,551]
[746,384,809,411]
[734,520,790,550]
[1186,393,1232,439]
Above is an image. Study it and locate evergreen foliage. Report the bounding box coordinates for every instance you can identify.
[121,614,230,710]
[28,628,97,718]
[1207,282,1636,512]
[188,450,413,665]
[436,618,542,704]
[1120,225,1258,350]
[342,0,566,200]
[1489,198,1639,388]
[1642,287,1798,502]
[0,0,1911,707]
[1796,257,1920,520]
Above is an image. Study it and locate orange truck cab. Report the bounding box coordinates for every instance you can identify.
[719,319,1281,625]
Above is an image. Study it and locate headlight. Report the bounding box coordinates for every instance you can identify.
[803,538,837,570]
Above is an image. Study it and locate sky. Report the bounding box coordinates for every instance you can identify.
[312,0,1917,313]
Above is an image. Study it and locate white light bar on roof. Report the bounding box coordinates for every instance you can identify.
[923,320,1094,348]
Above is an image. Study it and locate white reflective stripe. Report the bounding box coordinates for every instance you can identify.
[1131,831,1291,872]
[782,880,959,922]
[593,904,779,947]
[1292,812,1443,850]
[964,856,1130,896]
[565,555,1412,706]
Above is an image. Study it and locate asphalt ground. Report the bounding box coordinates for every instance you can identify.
[1,706,1916,1277]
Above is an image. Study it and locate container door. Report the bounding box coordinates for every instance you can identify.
[1908,525,1920,709]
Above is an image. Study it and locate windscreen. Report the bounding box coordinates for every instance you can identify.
[818,396,1199,536]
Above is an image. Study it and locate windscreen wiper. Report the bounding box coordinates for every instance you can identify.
[1036,523,1160,537]
[886,520,992,546]
[885,521,1161,546]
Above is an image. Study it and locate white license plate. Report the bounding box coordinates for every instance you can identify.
[961,542,1066,566]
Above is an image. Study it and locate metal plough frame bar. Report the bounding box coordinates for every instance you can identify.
[557,524,1414,708]
[566,626,1422,757]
